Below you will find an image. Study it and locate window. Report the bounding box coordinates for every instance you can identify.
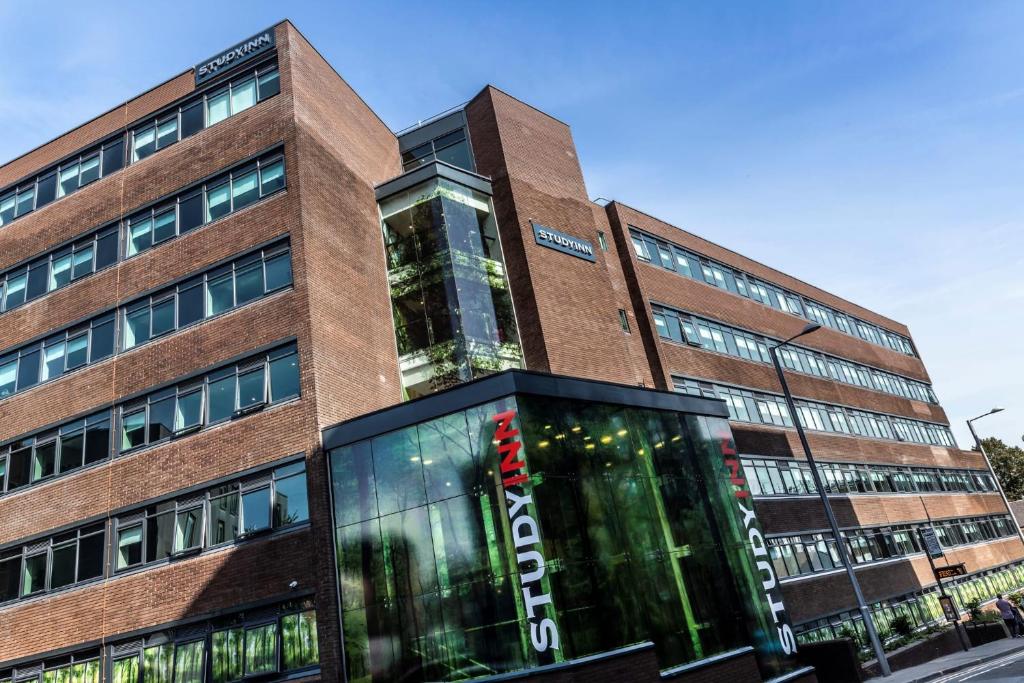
[119,344,299,453]
[0,412,109,496]
[673,376,954,447]
[112,461,308,572]
[401,126,474,172]
[597,231,608,251]
[121,243,292,351]
[628,225,917,356]
[0,524,105,602]
[618,309,630,333]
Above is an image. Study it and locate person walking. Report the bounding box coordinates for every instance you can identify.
[995,594,1021,638]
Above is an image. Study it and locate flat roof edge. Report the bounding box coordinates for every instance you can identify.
[322,369,730,450]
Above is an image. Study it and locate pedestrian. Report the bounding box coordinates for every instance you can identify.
[995,594,1021,638]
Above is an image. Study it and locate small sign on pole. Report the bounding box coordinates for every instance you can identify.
[934,563,967,580]
[939,595,960,622]
[920,527,944,558]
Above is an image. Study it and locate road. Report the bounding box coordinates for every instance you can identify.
[935,648,1024,682]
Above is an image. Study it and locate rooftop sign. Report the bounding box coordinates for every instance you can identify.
[195,29,275,85]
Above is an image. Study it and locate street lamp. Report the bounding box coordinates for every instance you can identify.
[966,408,1024,545]
[768,322,891,676]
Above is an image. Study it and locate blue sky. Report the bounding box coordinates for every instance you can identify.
[1,1,1021,449]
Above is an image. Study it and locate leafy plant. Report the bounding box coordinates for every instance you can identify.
[837,625,861,647]
[890,614,914,638]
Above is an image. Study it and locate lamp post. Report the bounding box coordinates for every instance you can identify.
[966,408,1024,545]
[768,322,891,676]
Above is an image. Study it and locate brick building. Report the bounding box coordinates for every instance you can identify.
[0,19,1018,683]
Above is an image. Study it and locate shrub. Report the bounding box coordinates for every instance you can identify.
[890,614,915,638]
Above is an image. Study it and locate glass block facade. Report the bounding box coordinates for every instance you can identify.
[327,373,799,682]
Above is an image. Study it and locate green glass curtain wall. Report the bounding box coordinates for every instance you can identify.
[330,393,795,682]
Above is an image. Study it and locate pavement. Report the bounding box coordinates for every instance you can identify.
[867,637,1024,683]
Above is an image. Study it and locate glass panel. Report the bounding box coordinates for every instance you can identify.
[174,508,203,552]
[50,254,72,290]
[234,262,264,304]
[42,341,66,380]
[177,283,204,327]
[147,510,175,563]
[133,126,157,162]
[178,192,204,232]
[32,440,56,481]
[112,657,139,683]
[151,298,175,338]
[148,396,174,443]
[175,390,203,432]
[274,472,309,527]
[128,217,152,256]
[230,78,257,113]
[208,492,239,545]
[124,308,149,349]
[208,375,236,423]
[72,246,94,279]
[242,488,271,534]
[258,69,280,100]
[59,431,84,474]
[181,101,204,138]
[264,252,292,291]
[5,273,26,309]
[152,210,176,244]
[237,368,266,409]
[102,140,125,175]
[22,553,47,595]
[77,532,104,580]
[85,420,111,464]
[79,155,100,185]
[231,171,259,210]
[269,352,299,402]
[121,410,146,450]
[173,641,204,683]
[50,543,76,589]
[282,611,319,670]
[117,525,143,569]
[142,644,173,683]
[65,335,88,369]
[58,163,79,197]
[244,623,278,674]
[0,361,16,397]
[206,273,233,315]
[211,628,244,683]
[259,161,285,195]
[207,90,230,125]
[156,118,178,149]
[206,182,231,222]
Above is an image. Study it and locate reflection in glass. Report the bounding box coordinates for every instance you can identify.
[379,177,522,398]
[329,395,794,682]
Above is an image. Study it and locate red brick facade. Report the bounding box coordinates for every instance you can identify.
[0,18,1011,683]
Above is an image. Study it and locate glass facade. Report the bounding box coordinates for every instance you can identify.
[379,177,522,398]
[329,389,797,681]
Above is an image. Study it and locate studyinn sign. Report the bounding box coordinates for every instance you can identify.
[531,222,596,262]
[195,29,275,85]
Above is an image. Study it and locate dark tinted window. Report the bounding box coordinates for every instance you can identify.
[96,229,118,268]
[178,282,204,327]
[84,420,110,465]
[90,318,115,361]
[50,544,76,589]
[36,173,57,207]
[7,447,30,489]
[0,554,19,601]
[17,349,39,390]
[102,139,125,175]
[178,192,203,233]
[27,262,48,299]
[77,533,105,580]
[181,101,204,138]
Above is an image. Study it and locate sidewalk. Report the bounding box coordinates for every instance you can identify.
[867,637,1024,682]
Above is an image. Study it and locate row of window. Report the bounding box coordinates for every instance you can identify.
[0,600,318,683]
[0,344,299,497]
[0,151,286,318]
[742,457,997,498]
[795,562,1024,651]
[0,62,280,231]
[0,460,308,605]
[652,305,936,404]
[768,515,1017,581]
[674,377,956,447]
[0,241,292,401]
[630,227,916,356]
